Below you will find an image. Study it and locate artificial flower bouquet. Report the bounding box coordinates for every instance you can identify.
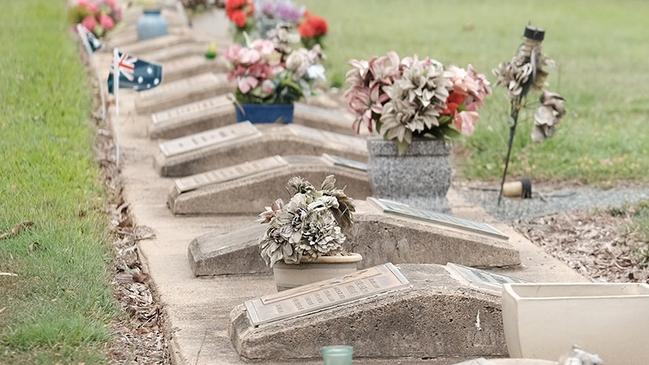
[224,38,325,105]
[258,176,355,267]
[69,0,122,38]
[345,52,491,153]
[298,11,328,49]
[225,0,256,37]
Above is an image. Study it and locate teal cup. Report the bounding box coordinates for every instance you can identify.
[320,345,353,365]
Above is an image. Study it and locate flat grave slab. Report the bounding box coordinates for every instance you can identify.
[187,198,519,276]
[146,98,359,140]
[120,33,194,55]
[229,263,512,361]
[161,55,229,83]
[155,123,368,177]
[168,154,370,214]
[139,42,208,63]
[148,95,236,139]
[134,73,231,114]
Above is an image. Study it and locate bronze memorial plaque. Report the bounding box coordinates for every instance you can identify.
[174,156,288,193]
[321,153,367,172]
[369,197,509,240]
[446,263,526,295]
[245,263,410,327]
[159,122,261,157]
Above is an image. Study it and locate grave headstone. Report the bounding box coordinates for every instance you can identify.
[140,42,208,63]
[155,123,368,177]
[187,199,519,276]
[446,263,526,295]
[148,95,236,139]
[134,72,231,114]
[121,33,194,55]
[293,103,357,136]
[230,263,508,361]
[168,154,370,215]
[161,55,228,83]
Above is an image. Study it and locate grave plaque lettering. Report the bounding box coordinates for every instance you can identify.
[446,263,527,295]
[368,197,509,240]
[174,156,288,193]
[152,96,231,127]
[321,154,367,172]
[159,122,260,157]
[244,263,410,326]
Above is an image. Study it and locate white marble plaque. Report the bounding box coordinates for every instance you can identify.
[446,263,526,295]
[369,198,509,240]
[175,156,289,193]
[321,154,367,172]
[245,263,410,326]
[159,122,260,157]
[152,96,232,127]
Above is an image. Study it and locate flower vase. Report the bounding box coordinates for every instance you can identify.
[137,9,168,41]
[235,103,294,124]
[272,253,362,291]
[366,137,451,212]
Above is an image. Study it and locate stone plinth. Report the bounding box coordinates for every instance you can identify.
[155,123,368,177]
[293,103,356,135]
[162,55,229,83]
[134,73,231,114]
[121,34,194,55]
[168,155,370,215]
[139,42,207,63]
[187,199,518,276]
[229,263,508,361]
[148,95,236,139]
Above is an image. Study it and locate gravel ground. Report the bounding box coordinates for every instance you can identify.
[459,183,649,221]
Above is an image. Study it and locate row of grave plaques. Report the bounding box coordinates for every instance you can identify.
[117,30,531,363]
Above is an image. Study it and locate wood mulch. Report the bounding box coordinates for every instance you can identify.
[515,207,649,283]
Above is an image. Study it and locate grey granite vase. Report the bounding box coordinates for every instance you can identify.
[366,137,451,212]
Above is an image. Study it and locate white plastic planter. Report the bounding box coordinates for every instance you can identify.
[502,283,649,365]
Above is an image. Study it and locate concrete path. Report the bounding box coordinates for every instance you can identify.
[95,6,585,365]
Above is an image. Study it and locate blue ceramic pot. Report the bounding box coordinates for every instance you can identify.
[137,9,168,41]
[235,104,294,124]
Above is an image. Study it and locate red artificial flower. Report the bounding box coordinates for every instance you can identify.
[230,10,247,28]
[299,13,328,38]
[443,92,466,115]
[298,22,315,38]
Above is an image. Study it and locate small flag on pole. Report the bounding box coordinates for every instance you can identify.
[107,51,163,94]
[77,24,102,54]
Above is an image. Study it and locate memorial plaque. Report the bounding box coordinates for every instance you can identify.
[244,263,410,326]
[159,122,261,157]
[152,96,232,127]
[321,153,367,172]
[288,125,364,151]
[369,198,509,240]
[142,42,203,63]
[174,156,288,193]
[139,73,216,99]
[446,263,526,295]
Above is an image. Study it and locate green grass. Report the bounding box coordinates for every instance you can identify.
[301,0,649,183]
[0,1,117,363]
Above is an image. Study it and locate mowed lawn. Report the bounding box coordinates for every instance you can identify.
[0,0,117,363]
[301,0,649,183]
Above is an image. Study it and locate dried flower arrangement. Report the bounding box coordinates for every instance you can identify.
[345,52,491,153]
[258,176,355,267]
[224,37,325,104]
[493,25,566,204]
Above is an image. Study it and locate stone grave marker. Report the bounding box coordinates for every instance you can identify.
[446,263,526,295]
[139,42,206,63]
[229,263,508,361]
[159,121,261,157]
[148,95,236,139]
[187,199,519,276]
[168,154,370,215]
[155,123,368,177]
[134,72,231,114]
[161,55,228,83]
[146,99,361,140]
[120,33,194,55]
[292,103,356,135]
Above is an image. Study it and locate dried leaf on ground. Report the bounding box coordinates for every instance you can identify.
[0,221,34,240]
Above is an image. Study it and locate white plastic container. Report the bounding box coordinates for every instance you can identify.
[502,283,649,365]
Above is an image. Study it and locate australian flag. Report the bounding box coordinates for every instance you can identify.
[107,51,163,94]
[77,24,102,53]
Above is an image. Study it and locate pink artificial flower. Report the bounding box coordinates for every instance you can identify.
[78,0,98,13]
[261,80,275,95]
[82,15,98,32]
[454,111,480,136]
[238,76,258,93]
[99,13,114,30]
[238,48,261,64]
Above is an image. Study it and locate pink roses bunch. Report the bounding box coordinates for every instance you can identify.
[69,0,122,38]
[225,39,280,96]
